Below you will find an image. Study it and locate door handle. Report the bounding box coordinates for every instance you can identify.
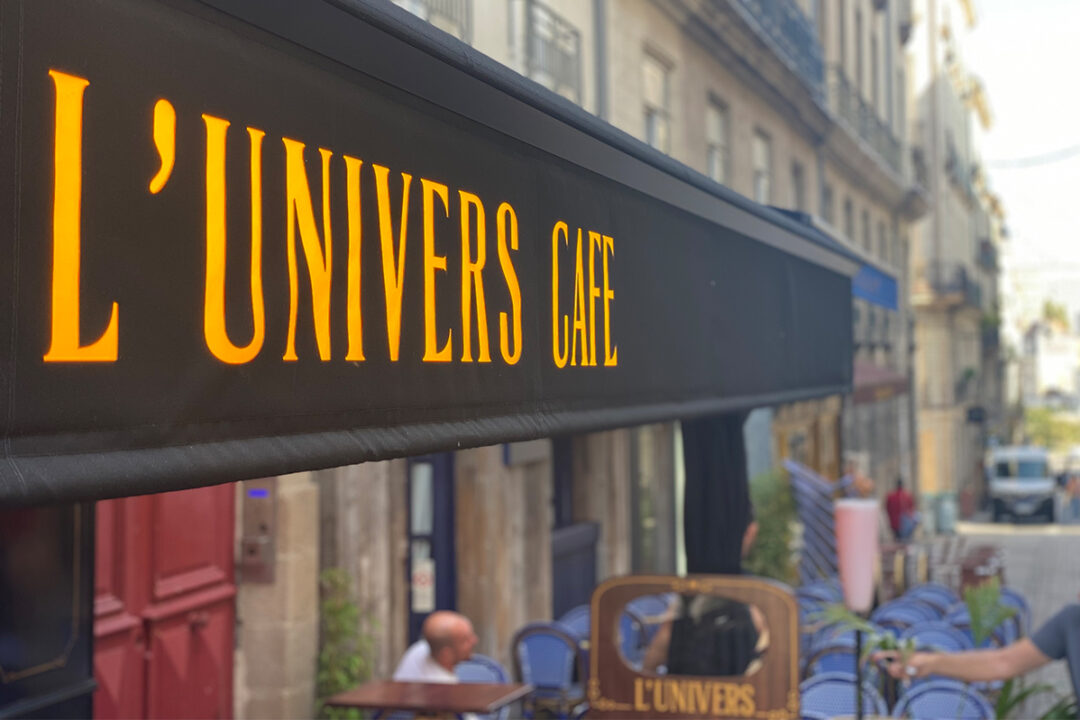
[188,610,209,631]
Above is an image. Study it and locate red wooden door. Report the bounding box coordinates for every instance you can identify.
[94,485,235,719]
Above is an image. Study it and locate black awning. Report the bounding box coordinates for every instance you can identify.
[0,0,855,504]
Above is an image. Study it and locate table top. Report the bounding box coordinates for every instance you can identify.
[325,680,533,714]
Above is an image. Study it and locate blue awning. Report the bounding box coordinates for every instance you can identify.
[852,264,898,311]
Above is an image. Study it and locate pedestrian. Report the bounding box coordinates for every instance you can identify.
[393,610,478,683]
[886,477,918,541]
[1068,474,1080,524]
[874,602,1080,702]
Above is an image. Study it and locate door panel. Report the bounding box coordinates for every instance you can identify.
[145,596,234,720]
[92,621,146,720]
[94,485,235,720]
[94,499,145,718]
[150,487,231,602]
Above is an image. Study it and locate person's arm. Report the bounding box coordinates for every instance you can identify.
[876,639,1051,683]
[641,620,672,673]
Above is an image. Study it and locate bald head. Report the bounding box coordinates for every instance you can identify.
[422,611,478,671]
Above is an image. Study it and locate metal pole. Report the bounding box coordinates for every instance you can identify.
[855,628,864,720]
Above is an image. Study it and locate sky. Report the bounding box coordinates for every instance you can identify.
[965,0,1080,271]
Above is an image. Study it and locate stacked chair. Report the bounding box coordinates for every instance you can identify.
[796,563,1030,718]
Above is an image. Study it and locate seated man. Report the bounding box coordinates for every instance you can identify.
[875,602,1080,702]
[393,610,479,683]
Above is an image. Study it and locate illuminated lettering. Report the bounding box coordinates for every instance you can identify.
[711,683,725,715]
[570,229,588,366]
[374,165,411,362]
[202,115,266,364]
[149,99,175,193]
[496,202,522,365]
[652,677,668,713]
[602,234,617,366]
[459,190,490,362]
[344,155,365,361]
[633,679,649,712]
[740,685,756,715]
[43,70,120,363]
[668,680,688,713]
[587,231,601,366]
[282,139,333,361]
[551,221,569,368]
[690,681,709,715]
[421,178,452,362]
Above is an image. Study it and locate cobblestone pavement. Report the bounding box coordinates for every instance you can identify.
[951,521,1080,716]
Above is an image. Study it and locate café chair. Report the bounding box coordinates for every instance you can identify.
[899,621,974,653]
[511,622,585,720]
[456,654,511,720]
[903,582,960,613]
[799,671,888,719]
[999,586,1032,636]
[558,605,591,640]
[870,599,939,632]
[891,679,994,719]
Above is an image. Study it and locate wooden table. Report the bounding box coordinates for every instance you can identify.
[325,680,533,717]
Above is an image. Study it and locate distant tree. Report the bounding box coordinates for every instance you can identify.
[1024,407,1080,451]
[1042,300,1069,330]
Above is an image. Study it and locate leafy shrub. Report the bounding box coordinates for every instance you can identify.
[315,568,376,720]
[744,469,797,584]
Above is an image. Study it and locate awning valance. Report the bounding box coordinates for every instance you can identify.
[0,0,857,504]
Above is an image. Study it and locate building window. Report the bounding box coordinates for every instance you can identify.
[877,220,888,263]
[522,0,583,103]
[871,31,879,111]
[791,162,807,212]
[816,0,827,48]
[855,8,863,94]
[861,209,871,252]
[705,100,729,184]
[394,0,471,43]
[896,67,906,134]
[752,130,772,203]
[642,52,671,152]
[839,0,847,75]
[822,183,835,224]
[843,198,854,241]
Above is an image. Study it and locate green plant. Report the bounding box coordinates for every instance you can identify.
[995,677,1056,720]
[810,604,916,665]
[744,469,797,583]
[315,568,376,720]
[1039,696,1080,720]
[964,577,1016,648]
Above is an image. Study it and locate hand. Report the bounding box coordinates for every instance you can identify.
[871,650,935,680]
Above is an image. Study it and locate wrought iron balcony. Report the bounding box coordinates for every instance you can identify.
[916,262,982,308]
[523,0,582,103]
[828,66,902,174]
[978,239,998,272]
[730,0,825,101]
[394,0,471,42]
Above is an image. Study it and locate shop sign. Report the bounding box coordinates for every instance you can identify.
[0,0,854,503]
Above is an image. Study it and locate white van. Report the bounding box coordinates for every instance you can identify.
[988,446,1056,522]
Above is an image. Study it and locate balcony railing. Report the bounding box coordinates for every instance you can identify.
[524,0,582,103]
[395,0,471,42]
[917,262,982,308]
[730,0,825,101]
[829,66,902,174]
[978,239,998,271]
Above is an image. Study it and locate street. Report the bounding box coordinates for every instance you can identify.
[954,520,1080,714]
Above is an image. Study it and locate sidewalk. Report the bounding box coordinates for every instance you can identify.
[951,522,1080,714]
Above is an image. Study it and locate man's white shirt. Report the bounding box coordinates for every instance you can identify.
[392,640,458,683]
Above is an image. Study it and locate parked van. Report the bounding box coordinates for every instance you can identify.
[987,446,1056,522]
